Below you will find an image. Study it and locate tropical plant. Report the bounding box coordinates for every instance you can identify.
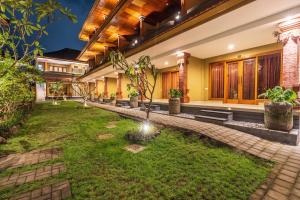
[169,89,182,98]
[110,51,158,121]
[0,0,77,77]
[128,89,139,98]
[110,93,116,100]
[49,82,64,105]
[72,82,95,107]
[258,86,299,105]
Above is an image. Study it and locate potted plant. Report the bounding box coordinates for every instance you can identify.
[110,93,116,105]
[259,86,299,131]
[128,89,139,108]
[169,89,182,114]
[98,92,104,103]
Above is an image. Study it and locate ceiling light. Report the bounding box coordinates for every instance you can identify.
[176,51,184,57]
[228,44,235,50]
[134,39,138,44]
[114,72,118,75]
[164,61,169,65]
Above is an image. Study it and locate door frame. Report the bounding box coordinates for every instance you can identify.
[224,58,257,104]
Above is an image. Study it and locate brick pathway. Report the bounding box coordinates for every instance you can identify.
[0,148,62,171]
[86,101,300,200]
[0,163,65,190]
[9,180,71,200]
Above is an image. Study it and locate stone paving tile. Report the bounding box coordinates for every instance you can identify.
[9,180,71,200]
[0,148,62,171]
[0,163,65,190]
[124,144,146,154]
[85,101,300,200]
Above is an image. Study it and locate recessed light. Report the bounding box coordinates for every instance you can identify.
[228,44,235,50]
[164,61,169,65]
[175,12,180,20]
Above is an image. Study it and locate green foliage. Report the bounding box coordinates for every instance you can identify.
[0,0,77,76]
[258,86,299,105]
[0,102,273,199]
[127,88,139,98]
[0,57,41,127]
[49,82,64,97]
[110,93,116,99]
[169,89,182,98]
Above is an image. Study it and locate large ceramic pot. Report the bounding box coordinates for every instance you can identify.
[110,98,116,106]
[264,102,293,131]
[130,96,138,108]
[169,98,180,114]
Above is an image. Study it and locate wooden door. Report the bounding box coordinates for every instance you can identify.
[224,59,257,104]
[162,71,179,99]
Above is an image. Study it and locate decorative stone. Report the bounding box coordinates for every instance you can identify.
[124,144,146,154]
[97,134,114,140]
[105,121,117,129]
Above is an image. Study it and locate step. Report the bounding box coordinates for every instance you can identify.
[194,115,228,125]
[198,110,233,121]
[140,104,160,111]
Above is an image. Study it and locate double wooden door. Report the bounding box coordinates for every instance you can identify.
[224,58,257,104]
[162,71,179,99]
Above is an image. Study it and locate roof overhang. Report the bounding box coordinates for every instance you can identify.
[37,57,88,66]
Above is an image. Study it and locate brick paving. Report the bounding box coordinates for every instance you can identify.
[0,148,62,171]
[0,163,65,190]
[86,101,300,200]
[9,180,71,200]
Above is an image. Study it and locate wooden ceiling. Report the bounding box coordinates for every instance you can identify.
[78,0,175,61]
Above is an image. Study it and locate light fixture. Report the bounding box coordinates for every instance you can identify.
[175,12,181,20]
[134,39,138,44]
[227,44,235,50]
[114,72,118,75]
[164,61,169,65]
[176,51,184,57]
[141,122,150,133]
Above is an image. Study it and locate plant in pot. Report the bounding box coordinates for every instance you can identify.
[258,86,299,131]
[110,93,116,105]
[128,89,139,108]
[98,92,104,103]
[169,89,182,114]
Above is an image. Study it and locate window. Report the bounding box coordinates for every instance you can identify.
[62,68,67,72]
[257,52,281,96]
[37,64,44,71]
[54,66,58,71]
[210,62,224,98]
[50,66,54,71]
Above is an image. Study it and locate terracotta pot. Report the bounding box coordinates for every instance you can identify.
[130,96,139,108]
[169,98,180,114]
[264,102,293,131]
[110,99,116,106]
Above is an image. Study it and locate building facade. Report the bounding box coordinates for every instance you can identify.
[36,48,89,101]
[77,0,300,105]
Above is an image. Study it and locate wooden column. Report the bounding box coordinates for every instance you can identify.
[279,18,300,94]
[181,0,187,15]
[177,52,190,103]
[116,73,123,99]
[104,77,108,98]
[139,16,145,37]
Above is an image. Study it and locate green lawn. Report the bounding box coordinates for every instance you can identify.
[0,101,273,200]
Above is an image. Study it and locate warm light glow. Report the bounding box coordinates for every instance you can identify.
[227,44,235,50]
[141,122,150,133]
[175,12,180,20]
[176,51,184,57]
[114,72,118,75]
[164,61,169,65]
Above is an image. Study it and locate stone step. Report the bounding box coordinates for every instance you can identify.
[198,110,233,120]
[140,104,160,111]
[194,115,228,125]
[9,180,71,200]
[0,148,62,171]
[0,163,65,190]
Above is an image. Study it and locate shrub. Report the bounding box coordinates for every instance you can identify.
[169,89,182,98]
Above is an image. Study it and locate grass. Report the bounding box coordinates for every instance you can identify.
[0,101,273,200]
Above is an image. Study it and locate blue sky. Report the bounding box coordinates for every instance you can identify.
[39,0,94,53]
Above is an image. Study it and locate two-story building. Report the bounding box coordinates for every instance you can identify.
[36,48,89,101]
[77,0,300,108]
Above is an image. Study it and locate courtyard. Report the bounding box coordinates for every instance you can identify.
[0,101,274,200]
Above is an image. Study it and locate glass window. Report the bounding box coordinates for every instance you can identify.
[258,52,281,96]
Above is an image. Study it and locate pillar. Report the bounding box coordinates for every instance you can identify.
[139,16,145,37]
[104,77,108,98]
[116,73,123,99]
[177,52,190,103]
[279,17,300,93]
